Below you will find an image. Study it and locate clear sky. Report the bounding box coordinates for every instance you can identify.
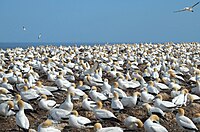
[0,0,200,43]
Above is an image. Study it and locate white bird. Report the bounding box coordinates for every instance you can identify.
[191,80,200,95]
[176,108,198,131]
[68,83,85,100]
[154,94,177,112]
[94,123,123,132]
[59,91,73,111]
[20,86,39,102]
[77,81,91,91]
[174,1,200,13]
[14,94,34,112]
[111,91,124,111]
[0,101,15,117]
[38,33,42,39]
[144,103,165,119]
[147,81,159,95]
[23,26,26,31]
[124,116,143,130]
[34,81,53,96]
[144,115,168,132]
[49,108,70,122]
[111,82,127,99]
[38,94,57,111]
[172,89,188,106]
[101,78,111,93]
[141,87,155,103]
[82,94,96,111]
[121,92,140,107]
[38,119,61,132]
[69,110,92,128]
[93,101,121,122]
[55,75,71,89]
[89,86,108,102]
[16,100,30,131]
[192,113,200,124]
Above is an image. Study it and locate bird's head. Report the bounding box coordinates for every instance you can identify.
[94,123,102,131]
[42,119,53,128]
[150,115,160,122]
[71,110,79,117]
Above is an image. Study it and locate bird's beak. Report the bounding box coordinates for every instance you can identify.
[172,109,178,115]
[37,97,41,101]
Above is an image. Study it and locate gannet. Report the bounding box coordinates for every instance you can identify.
[34,81,53,96]
[94,123,123,132]
[154,78,170,91]
[101,78,111,94]
[69,110,92,128]
[14,94,34,112]
[154,94,177,112]
[175,108,198,131]
[38,94,57,111]
[23,26,26,31]
[124,116,143,130]
[77,81,91,91]
[0,77,14,91]
[93,101,121,122]
[82,94,96,111]
[174,1,200,13]
[191,80,200,95]
[59,91,73,111]
[0,101,15,117]
[48,108,70,122]
[111,91,124,111]
[147,81,159,95]
[20,86,39,102]
[68,83,85,100]
[141,87,155,103]
[192,113,200,124]
[89,86,108,101]
[38,119,61,132]
[0,89,12,103]
[144,103,165,119]
[16,100,29,131]
[84,75,103,87]
[55,75,71,89]
[38,33,42,39]
[121,91,140,107]
[111,82,127,99]
[172,89,188,106]
[151,68,159,79]
[144,115,168,132]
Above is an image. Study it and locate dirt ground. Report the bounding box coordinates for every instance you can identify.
[0,63,200,132]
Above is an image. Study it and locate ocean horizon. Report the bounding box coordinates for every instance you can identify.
[0,41,199,49]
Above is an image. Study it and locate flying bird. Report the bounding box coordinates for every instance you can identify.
[174,1,200,13]
[38,33,42,39]
[23,26,26,31]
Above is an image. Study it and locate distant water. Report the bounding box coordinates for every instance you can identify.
[0,42,100,49]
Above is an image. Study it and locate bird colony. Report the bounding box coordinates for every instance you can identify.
[0,42,200,132]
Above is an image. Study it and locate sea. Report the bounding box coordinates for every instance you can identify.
[0,42,121,49]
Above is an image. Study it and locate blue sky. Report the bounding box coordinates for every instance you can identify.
[0,0,200,43]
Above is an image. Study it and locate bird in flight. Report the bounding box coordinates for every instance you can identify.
[174,1,200,13]
[38,33,42,39]
[23,26,26,31]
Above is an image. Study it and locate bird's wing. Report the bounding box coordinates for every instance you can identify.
[95,109,115,118]
[47,100,56,107]
[77,116,91,125]
[150,124,168,132]
[174,9,186,13]
[179,116,198,130]
[192,1,200,8]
